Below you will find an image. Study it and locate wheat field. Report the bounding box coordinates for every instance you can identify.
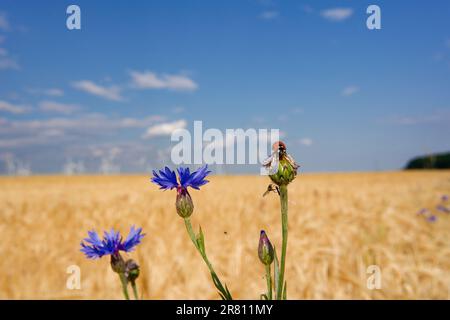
[0,171,449,299]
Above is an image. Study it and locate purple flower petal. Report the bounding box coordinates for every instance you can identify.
[80,226,145,260]
[185,165,211,190]
[152,165,211,190]
[151,167,179,190]
[177,167,192,187]
[436,205,450,214]
[121,226,145,252]
[417,208,429,215]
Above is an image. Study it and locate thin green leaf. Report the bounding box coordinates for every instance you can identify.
[260,294,269,300]
[196,226,205,255]
[210,272,230,300]
[273,247,280,299]
[225,284,233,300]
[282,281,287,300]
[211,273,221,290]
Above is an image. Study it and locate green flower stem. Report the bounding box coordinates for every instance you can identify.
[184,218,232,300]
[265,264,272,300]
[131,281,139,300]
[118,272,130,300]
[277,184,288,300]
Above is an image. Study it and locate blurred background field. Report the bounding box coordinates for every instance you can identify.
[0,171,449,299]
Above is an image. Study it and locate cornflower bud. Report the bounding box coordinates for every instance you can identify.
[110,252,126,274]
[176,186,194,218]
[125,259,140,283]
[258,230,274,266]
[263,141,299,186]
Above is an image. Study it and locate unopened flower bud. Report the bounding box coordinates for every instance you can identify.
[258,230,274,265]
[176,187,194,218]
[110,252,126,274]
[125,259,140,283]
[270,142,298,186]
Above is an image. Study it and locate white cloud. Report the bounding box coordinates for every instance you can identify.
[44,88,64,97]
[27,88,65,97]
[259,11,279,20]
[0,114,163,137]
[59,142,161,174]
[0,35,20,70]
[130,71,198,91]
[120,115,165,128]
[72,80,122,101]
[298,138,313,146]
[291,107,304,114]
[172,106,185,114]
[95,147,122,174]
[62,159,85,175]
[393,117,420,125]
[142,119,187,138]
[39,101,79,114]
[386,113,450,126]
[341,85,359,97]
[0,100,29,114]
[0,114,165,150]
[0,57,19,70]
[0,153,31,176]
[204,129,285,152]
[0,12,10,31]
[321,8,353,22]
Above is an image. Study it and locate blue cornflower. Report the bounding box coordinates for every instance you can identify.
[417,208,429,215]
[151,165,211,218]
[81,226,145,259]
[151,165,211,190]
[436,204,450,214]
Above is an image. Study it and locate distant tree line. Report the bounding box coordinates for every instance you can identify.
[405,152,450,169]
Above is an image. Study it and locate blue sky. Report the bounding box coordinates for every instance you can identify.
[0,0,449,174]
